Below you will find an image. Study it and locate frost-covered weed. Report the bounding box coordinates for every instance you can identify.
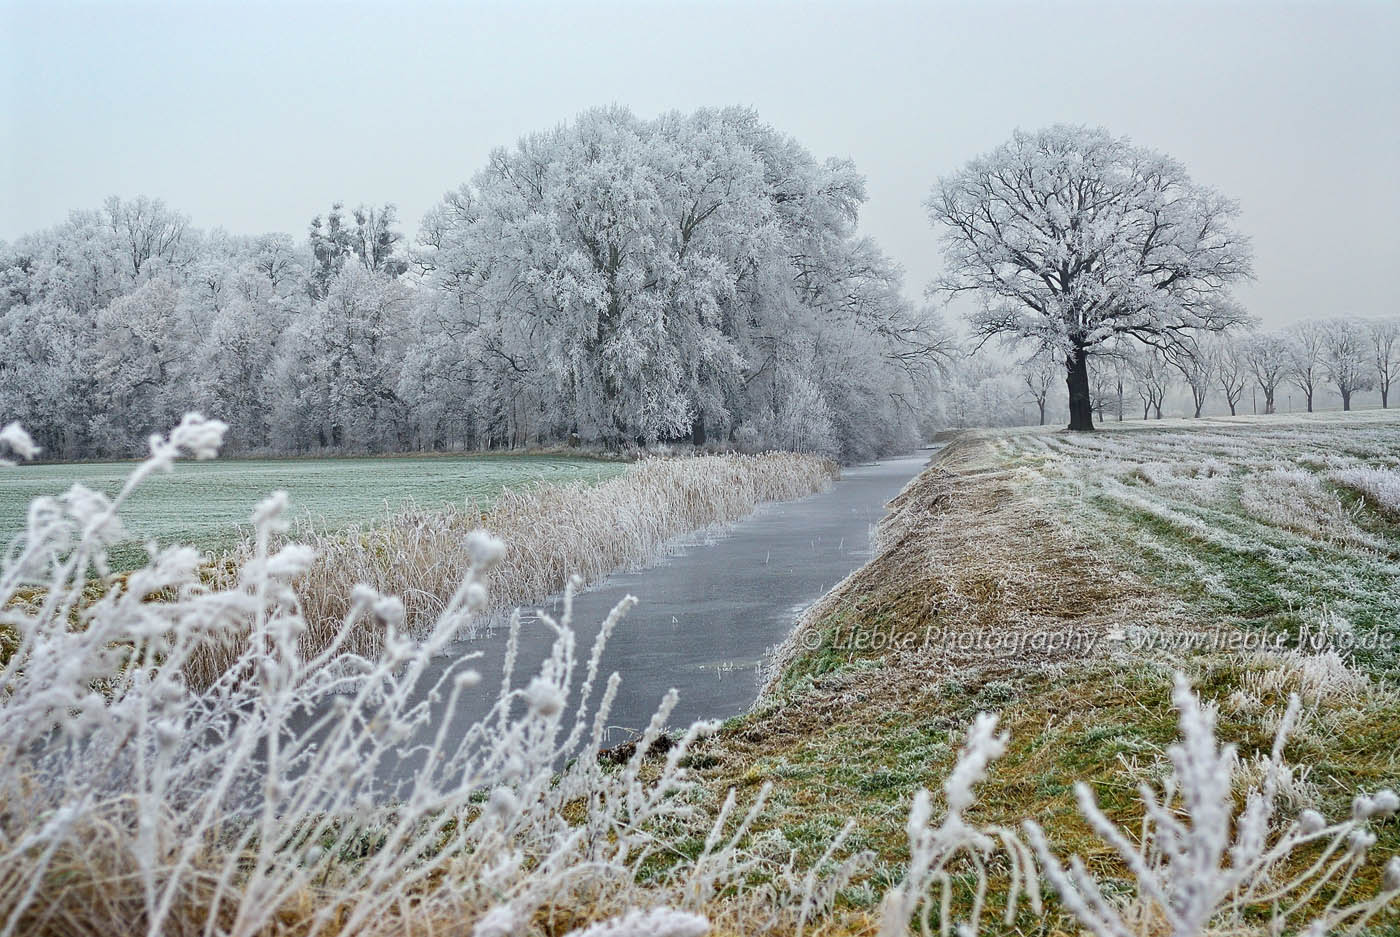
[0,417,834,937]
[1026,674,1400,937]
[871,671,1399,936]
[1232,752,1319,814]
[1238,649,1373,708]
[877,714,1041,936]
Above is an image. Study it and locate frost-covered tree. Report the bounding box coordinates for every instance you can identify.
[308,202,405,297]
[414,106,945,458]
[928,125,1252,431]
[1163,338,1213,418]
[1367,316,1400,408]
[282,264,412,450]
[1320,316,1374,411]
[87,277,196,450]
[1287,320,1326,413]
[100,194,193,280]
[1089,345,1132,422]
[1022,353,1059,425]
[1243,331,1290,414]
[1130,347,1172,420]
[1214,336,1249,416]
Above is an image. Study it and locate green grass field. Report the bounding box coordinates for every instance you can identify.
[0,453,629,570]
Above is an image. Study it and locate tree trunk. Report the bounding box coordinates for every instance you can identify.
[1264,389,1275,414]
[1383,385,1390,408]
[1065,346,1094,431]
[1342,390,1352,411]
[1038,400,1046,426]
[691,417,706,446]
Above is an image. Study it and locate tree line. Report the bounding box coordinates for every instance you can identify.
[0,107,948,462]
[930,319,1399,430]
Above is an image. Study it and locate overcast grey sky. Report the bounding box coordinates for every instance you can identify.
[3,0,1397,326]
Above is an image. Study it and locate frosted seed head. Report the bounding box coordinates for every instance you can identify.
[1298,809,1327,835]
[486,786,518,821]
[465,582,489,611]
[1372,788,1398,818]
[154,720,181,754]
[1347,828,1376,856]
[525,675,564,717]
[454,670,481,690]
[0,422,40,462]
[472,905,517,937]
[372,595,405,628]
[169,412,228,460]
[1384,855,1400,892]
[62,484,125,545]
[252,490,291,533]
[267,544,317,579]
[1353,795,1376,821]
[465,530,507,569]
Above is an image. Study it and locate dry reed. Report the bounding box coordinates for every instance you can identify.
[187,453,836,689]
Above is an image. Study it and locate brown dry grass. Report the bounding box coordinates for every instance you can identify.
[765,434,1179,693]
[175,452,837,689]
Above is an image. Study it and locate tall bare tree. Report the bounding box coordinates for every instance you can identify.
[928,124,1252,431]
[1287,321,1326,413]
[1367,317,1400,408]
[1163,339,1214,418]
[1320,317,1374,411]
[1243,332,1290,414]
[1022,354,1059,426]
[1131,347,1172,419]
[1214,338,1249,416]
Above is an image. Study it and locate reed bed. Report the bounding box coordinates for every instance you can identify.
[186,453,837,689]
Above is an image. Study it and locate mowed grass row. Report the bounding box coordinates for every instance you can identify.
[0,453,629,570]
[997,411,1400,680]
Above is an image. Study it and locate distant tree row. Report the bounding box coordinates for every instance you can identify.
[998,318,1400,426]
[0,107,950,461]
[929,316,1398,430]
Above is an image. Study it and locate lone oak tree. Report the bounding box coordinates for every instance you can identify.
[928,125,1252,430]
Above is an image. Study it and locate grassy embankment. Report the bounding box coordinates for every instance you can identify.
[686,412,1400,934]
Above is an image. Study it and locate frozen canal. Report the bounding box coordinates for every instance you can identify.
[419,451,933,743]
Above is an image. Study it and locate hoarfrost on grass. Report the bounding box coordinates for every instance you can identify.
[3,415,1398,936]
